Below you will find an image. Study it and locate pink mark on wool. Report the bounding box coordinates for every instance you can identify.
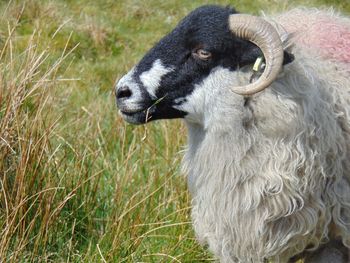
[284,15,350,64]
[307,18,350,64]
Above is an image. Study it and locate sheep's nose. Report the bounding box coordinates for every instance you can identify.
[116,85,132,100]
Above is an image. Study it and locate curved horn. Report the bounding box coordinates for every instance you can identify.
[228,14,284,96]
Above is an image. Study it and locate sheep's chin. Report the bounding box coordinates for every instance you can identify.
[119,110,149,124]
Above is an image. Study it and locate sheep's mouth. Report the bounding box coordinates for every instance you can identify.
[120,103,155,116]
[120,108,145,115]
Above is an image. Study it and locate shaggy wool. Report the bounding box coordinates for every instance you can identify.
[182,8,350,262]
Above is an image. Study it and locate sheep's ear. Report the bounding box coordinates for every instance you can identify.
[283,51,294,65]
[225,5,238,14]
[239,44,294,67]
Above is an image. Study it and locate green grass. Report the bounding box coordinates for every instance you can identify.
[0,0,349,262]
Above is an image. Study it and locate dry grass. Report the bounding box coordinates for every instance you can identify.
[0,7,80,261]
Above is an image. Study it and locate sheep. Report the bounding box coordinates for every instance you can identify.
[115,5,350,263]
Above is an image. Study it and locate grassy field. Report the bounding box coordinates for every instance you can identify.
[0,0,349,262]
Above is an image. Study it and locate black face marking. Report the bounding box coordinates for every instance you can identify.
[116,5,293,124]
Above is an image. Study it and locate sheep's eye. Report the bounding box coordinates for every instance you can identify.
[193,49,212,60]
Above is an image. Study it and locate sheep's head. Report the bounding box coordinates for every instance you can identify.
[115,5,293,125]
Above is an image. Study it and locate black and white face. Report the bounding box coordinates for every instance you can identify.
[115,5,266,125]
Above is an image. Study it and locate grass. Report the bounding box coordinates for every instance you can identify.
[0,0,349,262]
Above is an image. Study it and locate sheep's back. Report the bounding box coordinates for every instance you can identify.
[274,8,350,67]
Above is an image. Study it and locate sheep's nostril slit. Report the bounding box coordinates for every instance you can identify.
[117,86,132,99]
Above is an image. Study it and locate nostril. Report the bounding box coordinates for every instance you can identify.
[116,86,132,99]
